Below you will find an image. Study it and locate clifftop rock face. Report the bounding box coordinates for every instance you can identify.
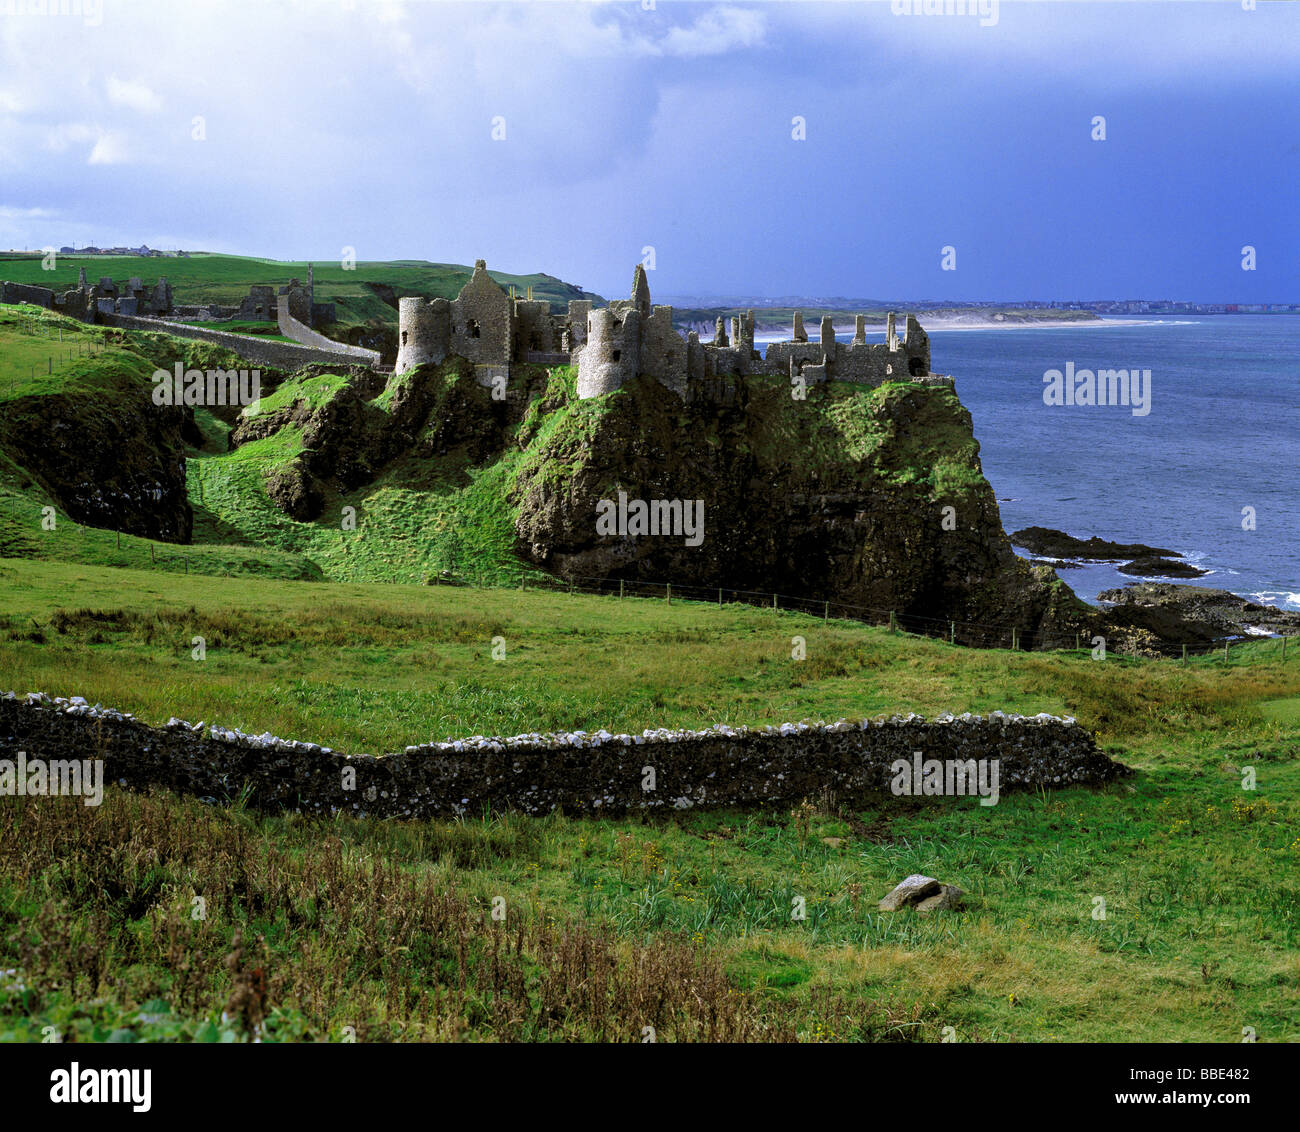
[512,371,1095,642]
[0,353,192,543]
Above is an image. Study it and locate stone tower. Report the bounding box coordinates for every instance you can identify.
[395,296,451,374]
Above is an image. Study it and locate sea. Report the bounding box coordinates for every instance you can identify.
[757,315,1298,610]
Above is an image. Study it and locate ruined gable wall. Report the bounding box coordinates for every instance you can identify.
[904,316,931,375]
[639,305,688,395]
[451,261,513,367]
[513,299,555,357]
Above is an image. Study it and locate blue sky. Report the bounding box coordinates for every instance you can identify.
[0,0,1296,301]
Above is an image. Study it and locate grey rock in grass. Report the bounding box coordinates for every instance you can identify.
[915,884,965,914]
[878,874,941,911]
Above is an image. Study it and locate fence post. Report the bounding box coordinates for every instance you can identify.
[772,593,778,611]
[889,611,897,634]
[150,542,155,566]
[1283,637,1287,663]
[666,583,671,605]
[1011,627,1019,651]
[619,579,624,601]
[950,621,956,645]
[1224,640,1230,664]
[824,601,829,622]
[116,529,120,550]
[1182,644,1187,667]
[718,587,722,606]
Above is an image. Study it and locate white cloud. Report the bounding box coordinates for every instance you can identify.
[106,75,163,113]
[660,5,768,58]
[41,123,131,164]
[0,205,54,221]
[87,131,130,165]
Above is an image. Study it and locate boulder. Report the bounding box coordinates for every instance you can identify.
[915,884,965,914]
[878,874,941,911]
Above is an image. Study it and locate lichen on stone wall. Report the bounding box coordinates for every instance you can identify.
[0,693,1129,822]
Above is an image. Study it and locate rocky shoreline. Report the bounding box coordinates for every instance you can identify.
[1011,527,1298,642]
[1097,583,1300,640]
[1010,527,1208,579]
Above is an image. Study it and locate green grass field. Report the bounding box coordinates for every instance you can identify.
[0,557,1296,1042]
[0,252,602,329]
[0,291,1295,1043]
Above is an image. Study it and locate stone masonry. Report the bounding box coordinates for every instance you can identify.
[395,260,952,400]
[1,693,1128,822]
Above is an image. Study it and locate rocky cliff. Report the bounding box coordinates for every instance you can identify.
[510,370,1096,643]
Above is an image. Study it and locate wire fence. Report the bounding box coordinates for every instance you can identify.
[484,570,1291,665]
[36,516,1290,667]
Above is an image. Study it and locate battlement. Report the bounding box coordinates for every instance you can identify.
[389,258,952,399]
[573,264,945,399]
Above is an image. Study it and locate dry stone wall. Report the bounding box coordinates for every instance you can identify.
[0,694,1128,821]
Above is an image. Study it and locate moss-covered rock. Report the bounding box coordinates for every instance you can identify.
[511,374,1099,641]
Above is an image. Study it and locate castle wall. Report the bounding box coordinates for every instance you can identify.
[1,282,55,308]
[513,299,555,358]
[99,312,381,371]
[904,315,931,375]
[277,298,382,364]
[639,305,688,395]
[762,340,826,375]
[58,287,95,322]
[147,278,173,316]
[236,285,277,321]
[833,342,898,383]
[279,279,313,325]
[567,300,592,353]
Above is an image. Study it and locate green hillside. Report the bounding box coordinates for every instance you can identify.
[0,251,603,329]
[1,286,1296,1044]
[0,557,1297,1042]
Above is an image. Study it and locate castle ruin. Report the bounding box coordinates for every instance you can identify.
[396,260,950,398]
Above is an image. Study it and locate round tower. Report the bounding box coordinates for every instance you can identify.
[577,308,640,398]
[396,296,450,374]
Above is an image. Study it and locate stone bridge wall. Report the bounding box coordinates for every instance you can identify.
[99,313,379,371]
[0,695,1127,821]
[276,301,381,365]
